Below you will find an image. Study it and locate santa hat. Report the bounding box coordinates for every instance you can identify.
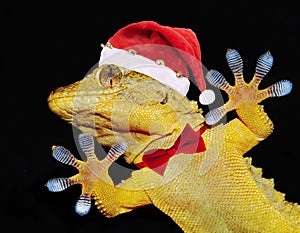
[99,21,215,105]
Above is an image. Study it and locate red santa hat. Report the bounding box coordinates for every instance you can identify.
[99,21,215,105]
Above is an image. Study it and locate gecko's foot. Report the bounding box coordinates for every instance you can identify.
[46,133,127,216]
[205,49,293,125]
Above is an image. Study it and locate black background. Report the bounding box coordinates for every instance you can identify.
[3,3,299,233]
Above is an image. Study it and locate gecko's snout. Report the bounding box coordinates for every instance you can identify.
[47,88,75,122]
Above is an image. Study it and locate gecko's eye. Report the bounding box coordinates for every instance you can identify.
[97,64,123,88]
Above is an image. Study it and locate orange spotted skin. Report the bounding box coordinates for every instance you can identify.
[47,51,300,232]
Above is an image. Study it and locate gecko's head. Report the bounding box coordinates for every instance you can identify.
[48,64,205,163]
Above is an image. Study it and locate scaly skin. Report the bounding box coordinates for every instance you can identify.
[46,50,300,232]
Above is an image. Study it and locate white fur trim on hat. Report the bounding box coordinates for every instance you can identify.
[99,47,190,96]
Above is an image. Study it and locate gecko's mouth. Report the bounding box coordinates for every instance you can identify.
[48,92,75,123]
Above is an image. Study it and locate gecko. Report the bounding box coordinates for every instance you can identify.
[46,47,300,232]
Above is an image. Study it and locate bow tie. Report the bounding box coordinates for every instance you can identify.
[136,124,207,176]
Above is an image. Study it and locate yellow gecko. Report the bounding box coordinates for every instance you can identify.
[46,46,300,232]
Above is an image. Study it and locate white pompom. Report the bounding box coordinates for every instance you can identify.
[199,89,215,105]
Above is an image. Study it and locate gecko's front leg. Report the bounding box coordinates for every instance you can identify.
[199,49,300,232]
[46,133,151,216]
[205,49,292,139]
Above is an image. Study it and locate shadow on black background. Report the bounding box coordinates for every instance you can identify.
[2,3,299,233]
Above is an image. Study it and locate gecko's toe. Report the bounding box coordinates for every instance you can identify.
[75,194,92,216]
[46,177,75,192]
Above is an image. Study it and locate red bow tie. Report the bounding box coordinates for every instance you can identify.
[136,124,207,176]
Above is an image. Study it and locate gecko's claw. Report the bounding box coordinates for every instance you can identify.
[46,132,127,216]
[205,49,292,125]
